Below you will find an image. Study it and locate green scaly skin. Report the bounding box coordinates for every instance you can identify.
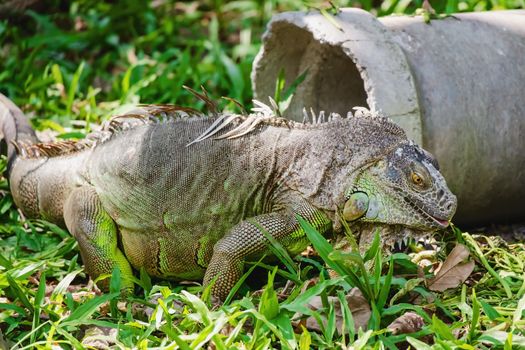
[0,94,457,300]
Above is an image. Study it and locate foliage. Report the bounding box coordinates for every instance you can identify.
[0,0,524,348]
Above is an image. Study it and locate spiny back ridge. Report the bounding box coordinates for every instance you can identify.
[13,99,405,159]
[14,104,203,159]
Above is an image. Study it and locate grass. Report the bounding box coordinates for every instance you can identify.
[1,0,524,348]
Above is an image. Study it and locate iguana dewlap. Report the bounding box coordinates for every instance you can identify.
[0,94,457,300]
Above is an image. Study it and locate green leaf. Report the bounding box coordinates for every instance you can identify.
[514,292,525,325]
[0,252,13,269]
[0,303,27,317]
[139,267,152,295]
[274,68,286,103]
[272,313,297,347]
[282,277,343,314]
[121,65,133,97]
[325,302,337,344]
[51,63,63,85]
[389,278,424,306]
[109,267,121,318]
[220,52,244,100]
[383,304,431,323]
[376,257,394,310]
[320,8,343,31]
[504,332,513,350]
[299,325,312,350]
[259,267,279,320]
[353,329,373,350]
[6,273,34,313]
[274,69,308,113]
[50,270,81,302]
[224,255,266,305]
[431,314,455,341]
[56,131,86,139]
[67,61,85,114]
[256,220,298,277]
[406,336,433,350]
[0,195,13,214]
[30,272,46,344]
[61,293,119,327]
[54,325,85,349]
[337,290,355,341]
[468,289,480,341]
[180,290,211,326]
[298,215,357,286]
[479,299,500,321]
[363,229,381,263]
[464,234,512,298]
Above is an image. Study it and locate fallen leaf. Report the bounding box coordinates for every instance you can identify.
[428,244,475,291]
[81,326,117,350]
[387,312,425,335]
[299,288,371,334]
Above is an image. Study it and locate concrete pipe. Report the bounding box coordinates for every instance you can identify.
[251,9,525,226]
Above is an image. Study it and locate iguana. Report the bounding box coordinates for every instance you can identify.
[0,93,457,300]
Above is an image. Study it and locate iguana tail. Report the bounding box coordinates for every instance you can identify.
[0,93,38,175]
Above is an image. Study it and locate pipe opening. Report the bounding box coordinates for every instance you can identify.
[255,22,368,120]
[312,45,369,115]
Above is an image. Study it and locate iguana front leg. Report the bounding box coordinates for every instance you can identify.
[204,199,331,300]
[63,186,134,292]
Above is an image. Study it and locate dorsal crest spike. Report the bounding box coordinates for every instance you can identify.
[183,85,220,116]
[221,96,247,115]
[16,104,206,160]
[302,107,309,123]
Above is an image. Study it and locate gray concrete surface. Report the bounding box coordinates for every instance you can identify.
[252,9,525,226]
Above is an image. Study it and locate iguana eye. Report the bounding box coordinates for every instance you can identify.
[411,172,424,186]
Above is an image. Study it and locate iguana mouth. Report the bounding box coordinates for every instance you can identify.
[429,216,449,228]
[403,197,449,229]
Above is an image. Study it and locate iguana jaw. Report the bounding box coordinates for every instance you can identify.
[402,195,450,229]
[342,190,451,230]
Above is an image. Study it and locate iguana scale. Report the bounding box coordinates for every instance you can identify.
[0,93,457,299]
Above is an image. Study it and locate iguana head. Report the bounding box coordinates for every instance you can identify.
[342,141,457,231]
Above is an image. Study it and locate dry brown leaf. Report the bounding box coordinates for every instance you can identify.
[301,287,371,334]
[81,326,117,350]
[428,244,475,291]
[387,312,425,335]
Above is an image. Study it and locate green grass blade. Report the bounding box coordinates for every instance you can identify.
[30,272,46,344]
[224,255,267,305]
[431,314,455,341]
[513,292,525,326]
[61,292,119,327]
[337,290,355,342]
[479,299,500,321]
[256,220,298,277]
[282,277,343,314]
[109,267,121,318]
[6,273,34,313]
[377,256,394,310]
[297,215,352,280]
[66,61,85,114]
[363,229,381,263]
[259,267,279,320]
[464,234,512,298]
